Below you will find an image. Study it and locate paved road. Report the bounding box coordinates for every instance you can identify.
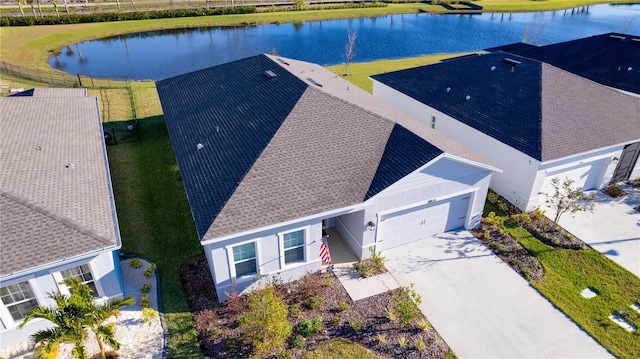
[384,231,613,359]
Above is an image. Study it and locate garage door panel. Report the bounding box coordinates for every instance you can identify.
[377,194,470,251]
[543,160,604,195]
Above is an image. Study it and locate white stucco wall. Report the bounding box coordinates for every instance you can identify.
[204,220,326,301]
[373,81,639,211]
[0,251,122,349]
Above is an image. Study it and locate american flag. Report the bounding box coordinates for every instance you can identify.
[319,236,332,266]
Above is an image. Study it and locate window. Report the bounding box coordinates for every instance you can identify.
[232,242,257,277]
[283,230,305,264]
[431,116,436,129]
[60,264,98,297]
[1,281,39,321]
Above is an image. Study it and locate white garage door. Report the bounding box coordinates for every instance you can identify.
[377,193,470,251]
[542,159,604,196]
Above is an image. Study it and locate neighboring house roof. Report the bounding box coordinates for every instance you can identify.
[371,52,640,162]
[9,88,87,98]
[486,32,640,95]
[157,54,493,241]
[0,93,118,277]
[484,42,537,53]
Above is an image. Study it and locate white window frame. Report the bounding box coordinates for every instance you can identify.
[53,262,102,298]
[0,277,44,329]
[226,239,261,281]
[278,226,309,269]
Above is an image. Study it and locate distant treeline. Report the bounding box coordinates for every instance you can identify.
[0,6,258,26]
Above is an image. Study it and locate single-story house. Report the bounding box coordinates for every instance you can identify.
[0,89,124,349]
[485,32,640,96]
[371,51,640,212]
[156,54,500,301]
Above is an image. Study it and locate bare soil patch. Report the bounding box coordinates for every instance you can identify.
[180,256,452,358]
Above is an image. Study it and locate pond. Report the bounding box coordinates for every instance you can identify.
[49,4,640,81]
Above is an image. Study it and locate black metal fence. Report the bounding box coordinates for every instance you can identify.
[1,60,129,88]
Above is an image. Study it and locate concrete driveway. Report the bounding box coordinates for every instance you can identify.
[384,231,612,359]
[550,184,640,277]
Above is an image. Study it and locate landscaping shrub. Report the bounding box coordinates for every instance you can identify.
[289,334,306,349]
[141,283,152,294]
[295,316,323,336]
[144,263,157,277]
[140,294,150,308]
[0,7,257,26]
[602,184,626,198]
[239,284,292,356]
[329,314,341,327]
[389,284,422,327]
[143,307,159,323]
[338,301,348,312]
[304,296,323,310]
[349,320,362,331]
[128,258,142,269]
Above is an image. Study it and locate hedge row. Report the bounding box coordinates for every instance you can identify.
[0,7,257,26]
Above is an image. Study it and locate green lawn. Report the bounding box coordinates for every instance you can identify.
[326,53,475,93]
[107,113,204,358]
[484,203,640,359]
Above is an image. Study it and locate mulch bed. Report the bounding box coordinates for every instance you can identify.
[180,256,452,359]
[470,224,544,282]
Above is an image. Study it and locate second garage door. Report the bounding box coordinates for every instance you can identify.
[377,193,470,251]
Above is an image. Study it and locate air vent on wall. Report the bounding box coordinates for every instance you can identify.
[264,70,277,79]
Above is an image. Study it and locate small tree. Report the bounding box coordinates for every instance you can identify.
[542,177,595,229]
[343,29,357,76]
[239,284,292,356]
[510,212,531,241]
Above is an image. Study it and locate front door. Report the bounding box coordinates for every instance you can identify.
[611,142,640,184]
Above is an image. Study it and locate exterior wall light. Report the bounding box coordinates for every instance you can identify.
[367,221,376,231]
[612,157,619,164]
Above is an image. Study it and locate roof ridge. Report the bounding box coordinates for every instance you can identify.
[0,190,114,248]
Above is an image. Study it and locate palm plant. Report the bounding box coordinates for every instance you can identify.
[20,290,87,359]
[19,277,134,359]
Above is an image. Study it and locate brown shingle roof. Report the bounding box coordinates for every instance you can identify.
[266,55,494,166]
[541,64,640,161]
[206,88,394,238]
[0,96,118,277]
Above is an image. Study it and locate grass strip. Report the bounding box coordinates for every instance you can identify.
[302,338,380,359]
[107,115,204,358]
[483,203,640,359]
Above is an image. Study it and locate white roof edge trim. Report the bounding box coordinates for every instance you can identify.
[442,153,503,173]
[0,245,120,283]
[201,203,365,246]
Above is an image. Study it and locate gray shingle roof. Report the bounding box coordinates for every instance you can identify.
[372,52,640,161]
[158,55,491,241]
[0,96,118,277]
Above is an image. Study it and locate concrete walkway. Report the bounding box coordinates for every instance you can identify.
[382,231,613,359]
[549,184,640,277]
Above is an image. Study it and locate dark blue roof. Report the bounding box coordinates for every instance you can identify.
[156,55,308,238]
[365,125,443,200]
[498,32,640,94]
[372,52,543,159]
[9,89,35,97]
[484,42,537,53]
